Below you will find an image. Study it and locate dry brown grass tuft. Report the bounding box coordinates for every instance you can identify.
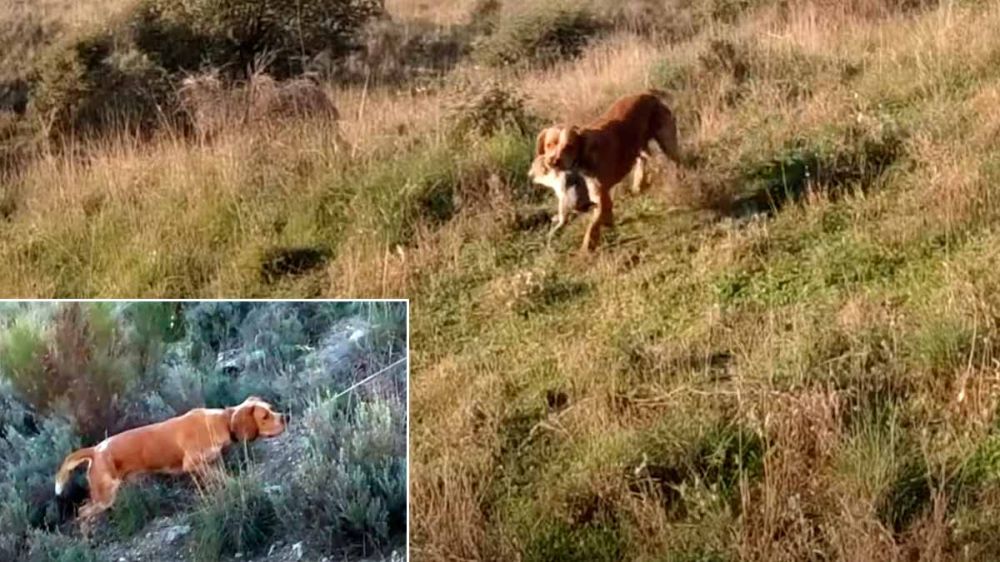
[178,71,341,144]
[740,389,843,561]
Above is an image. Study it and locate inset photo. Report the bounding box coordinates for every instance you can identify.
[0,301,407,562]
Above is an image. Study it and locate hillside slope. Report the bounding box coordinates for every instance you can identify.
[408,1,1000,561]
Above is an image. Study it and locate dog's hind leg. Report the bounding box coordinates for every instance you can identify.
[630,150,651,194]
[653,109,682,166]
[78,471,120,537]
[582,179,612,251]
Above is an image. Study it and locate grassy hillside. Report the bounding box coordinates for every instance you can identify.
[0,301,407,561]
[2,0,1000,559]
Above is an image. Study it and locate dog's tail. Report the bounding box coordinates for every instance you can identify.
[54,447,95,496]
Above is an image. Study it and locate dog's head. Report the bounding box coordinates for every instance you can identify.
[534,125,584,170]
[230,396,287,441]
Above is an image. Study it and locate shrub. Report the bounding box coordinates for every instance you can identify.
[0,415,79,549]
[29,32,172,137]
[474,3,605,68]
[448,81,536,140]
[333,18,471,84]
[183,302,254,366]
[524,520,623,562]
[178,70,340,141]
[138,0,384,77]
[189,470,277,562]
[0,303,174,441]
[25,530,96,562]
[0,494,29,561]
[357,301,408,362]
[292,396,407,553]
[108,481,172,539]
[238,302,309,379]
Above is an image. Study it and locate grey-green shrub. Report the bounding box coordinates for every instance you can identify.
[448,81,537,140]
[25,530,96,562]
[189,471,277,562]
[0,415,79,550]
[137,0,384,77]
[292,396,406,552]
[474,3,605,68]
[29,32,172,137]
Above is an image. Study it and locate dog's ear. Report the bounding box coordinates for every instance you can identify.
[536,128,549,156]
[230,404,259,441]
[554,126,583,166]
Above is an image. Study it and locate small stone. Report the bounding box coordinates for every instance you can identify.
[292,542,304,560]
[163,524,191,544]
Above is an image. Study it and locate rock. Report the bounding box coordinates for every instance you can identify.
[292,542,304,560]
[235,553,243,559]
[349,328,367,343]
[164,524,191,544]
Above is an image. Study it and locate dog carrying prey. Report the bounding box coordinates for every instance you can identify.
[528,89,682,250]
[54,396,287,531]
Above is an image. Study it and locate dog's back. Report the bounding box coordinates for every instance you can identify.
[579,90,679,184]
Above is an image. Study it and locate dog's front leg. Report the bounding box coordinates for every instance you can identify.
[547,183,570,246]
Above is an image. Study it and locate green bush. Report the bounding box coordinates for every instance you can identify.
[137,0,384,77]
[474,3,605,68]
[25,530,96,562]
[357,301,408,361]
[109,482,171,539]
[292,396,407,553]
[183,302,254,367]
[0,494,29,561]
[0,303,173,441]
[239,303,309,378]
[189,471,277,562]
[335,18,472,85]
[29,32,172,137]
[448,81,536,140]
[0,415,79,557]
[524,520,623,562]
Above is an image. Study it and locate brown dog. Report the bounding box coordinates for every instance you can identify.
[54,396,287,531]
[529,90,682,250]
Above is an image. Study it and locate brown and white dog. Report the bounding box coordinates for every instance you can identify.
[528,89,682,250]
[54,396,287,530]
